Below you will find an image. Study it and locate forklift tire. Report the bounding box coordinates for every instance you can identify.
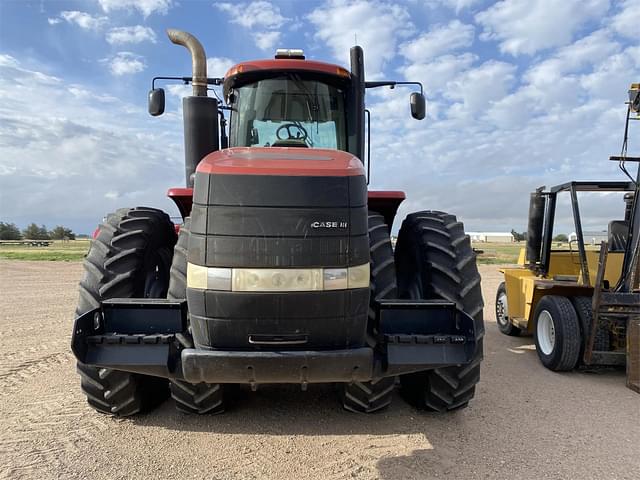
[533,295,581,371]
[341,212,397,413]
[76,207,176,416]
[167,218,225,415]
[495,282,521,336]
[395,211,484,412]
[571,296,610,362]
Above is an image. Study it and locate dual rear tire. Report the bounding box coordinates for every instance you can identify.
[76,207,176,416]
[342,210,484,413]
[394,211,484,412]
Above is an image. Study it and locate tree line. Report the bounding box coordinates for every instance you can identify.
[0,222,76,240]
[510,229,568,243]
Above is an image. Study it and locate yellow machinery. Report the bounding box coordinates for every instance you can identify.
[496,84,640,392]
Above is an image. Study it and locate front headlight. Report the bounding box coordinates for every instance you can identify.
[186,263,370,292]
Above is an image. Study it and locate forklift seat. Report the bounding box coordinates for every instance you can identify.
[608,220,628,252]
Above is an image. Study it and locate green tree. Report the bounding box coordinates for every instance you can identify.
[0,222,22,240]
[23,223,51,240]
[511,229,527,242]
[553,234,569,242]
[49,225,76,240]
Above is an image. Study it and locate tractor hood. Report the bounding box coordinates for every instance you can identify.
[196,147,364,177]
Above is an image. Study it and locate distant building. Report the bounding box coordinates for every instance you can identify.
[569,231,608,245]
[468,232,514,243]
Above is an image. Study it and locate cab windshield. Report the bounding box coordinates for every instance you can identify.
[228,75,347,150]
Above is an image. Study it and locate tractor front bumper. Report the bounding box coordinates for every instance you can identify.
[71,298,478,384]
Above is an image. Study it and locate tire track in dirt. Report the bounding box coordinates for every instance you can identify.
[0,350,75,397]
[0,367,110,479]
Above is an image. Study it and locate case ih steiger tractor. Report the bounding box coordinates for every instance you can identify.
[496,84,640,392]
[71,30,484,416]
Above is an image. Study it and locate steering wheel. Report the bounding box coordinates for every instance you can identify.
[276,123,309,142]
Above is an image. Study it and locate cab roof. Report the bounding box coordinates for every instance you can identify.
[223,58,351,99]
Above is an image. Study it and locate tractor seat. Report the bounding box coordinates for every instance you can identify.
[608,220,628,252]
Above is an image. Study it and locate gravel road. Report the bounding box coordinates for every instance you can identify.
[0,260,638,480]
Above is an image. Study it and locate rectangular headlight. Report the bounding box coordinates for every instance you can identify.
[187,263,231,290]
[187,263,369,292]
[323,268,348,290]
[348,263,370,289]
[233,268,323,292]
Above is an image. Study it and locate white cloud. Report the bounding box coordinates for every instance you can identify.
[524,29,620,86]
[0,55,183,233]
[253,31,281,51]
[445,60,517,114]
[610,0,640,39]
[105,52,146,76]
[47,18,62,25]
[207,57,235,78]
[215,1,286,29]
[403,53,477,97]
[426,0,482,12]
[475,0,610,56]
[106,26,157,44]
[580,45,640,103]
[401,20,474,63]
[215,1,286,51]
[58,11,108,31]
[97,0,173,17]
[484,28,629,129]
[308,0,413,78]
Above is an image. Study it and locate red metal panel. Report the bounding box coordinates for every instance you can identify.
[367,191,406,200]
[225,59,350,79]
[196,147,365,177]
[367,191,406,230]
[167,187,194,218]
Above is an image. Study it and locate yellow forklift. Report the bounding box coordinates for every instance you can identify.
[496,84,640,392]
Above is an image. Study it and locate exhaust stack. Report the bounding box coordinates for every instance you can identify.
[167,29,208,97]
[167,29,219,187]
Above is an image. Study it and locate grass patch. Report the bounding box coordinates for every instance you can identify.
[0,239,90,261]
[474,242,523,265]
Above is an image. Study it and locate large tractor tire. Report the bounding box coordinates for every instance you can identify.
[394,211,484,412]
[533,295,581,371]
[167,218,225,415]
[341,212,396,413]
[495,282,521,336]
[76,207,176,416]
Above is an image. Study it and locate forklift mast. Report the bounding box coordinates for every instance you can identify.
[613,83,640,293]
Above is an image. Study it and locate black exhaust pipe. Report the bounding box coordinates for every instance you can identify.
[167,29,219,187]
[183,97,219,187]
[526,190,546,265]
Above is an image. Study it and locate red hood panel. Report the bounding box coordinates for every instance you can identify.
[196,147,365,177]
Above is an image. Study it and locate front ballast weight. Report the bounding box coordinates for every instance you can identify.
[71,297,478,385]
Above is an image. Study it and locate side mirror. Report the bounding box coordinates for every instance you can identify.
[410,92,426,120]
[148,88,165,116]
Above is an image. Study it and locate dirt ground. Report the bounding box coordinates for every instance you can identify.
[0,260,638,480]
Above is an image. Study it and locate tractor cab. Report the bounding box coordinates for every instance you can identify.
[223,53,350,150]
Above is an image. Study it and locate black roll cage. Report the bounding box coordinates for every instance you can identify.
[536,180,636,284]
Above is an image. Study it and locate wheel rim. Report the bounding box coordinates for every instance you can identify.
[537,310,556,355]
[496,292,509,326]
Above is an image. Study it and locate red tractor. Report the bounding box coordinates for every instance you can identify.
[72,30,483,415]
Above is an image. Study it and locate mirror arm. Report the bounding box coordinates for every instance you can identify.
[151,76,224,90]
[365,81,423,95]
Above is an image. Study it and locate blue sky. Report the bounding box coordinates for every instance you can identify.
[0,0,638,235]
